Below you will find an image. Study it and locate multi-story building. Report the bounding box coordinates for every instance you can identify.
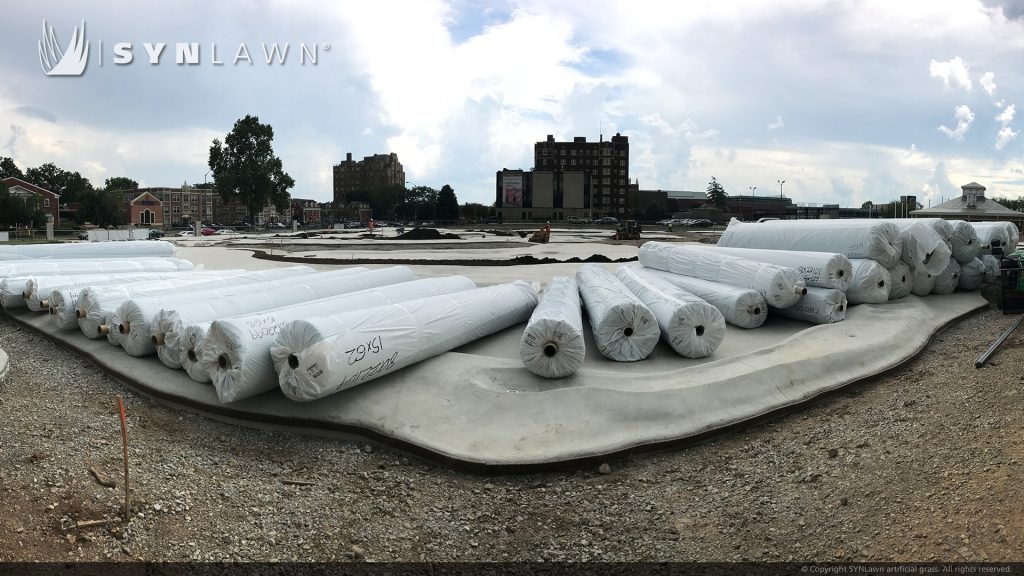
[1,177,60,224]
[112,185,214,228]
[533,133,630,218]
[290,198,321,226]
[332,152,405,216]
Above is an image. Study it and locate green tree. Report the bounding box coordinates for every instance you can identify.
[402,185,438,221]
[861,201,874,209]
[459,202,490,221]
[0,156,23,179]
[706,176,728,210]
[435,184,459,222]
[208,115,295,219]
[104,176,138,191]
[24,162,94,204]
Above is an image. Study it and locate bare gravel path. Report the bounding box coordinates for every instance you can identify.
[1,305,1022,562]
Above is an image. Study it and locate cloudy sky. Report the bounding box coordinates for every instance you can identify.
[4,0,1024,208]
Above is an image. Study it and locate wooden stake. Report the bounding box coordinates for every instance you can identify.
[117,395,130,521]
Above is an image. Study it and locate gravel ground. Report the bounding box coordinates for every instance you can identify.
[1,303,1022,562]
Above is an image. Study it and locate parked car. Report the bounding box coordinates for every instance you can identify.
[214,229,238,235]
[176,230,195,237]
[595,217,619,225]
[270,222,286,229]
[201,227,216,236]
[148,229,164,239]
[566,216,591,224]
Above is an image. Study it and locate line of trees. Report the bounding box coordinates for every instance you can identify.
[344,183,467,222]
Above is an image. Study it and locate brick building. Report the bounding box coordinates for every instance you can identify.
[494,169,592,222]
[533,133,630,218]
[127,191,163,226]
[332,152,405,216]
[2,177,60,224]
[290,198,321,226]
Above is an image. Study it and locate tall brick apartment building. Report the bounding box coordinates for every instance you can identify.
[332,152,405,218]
[533,133,630,218]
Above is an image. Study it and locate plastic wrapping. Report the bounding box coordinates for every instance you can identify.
[972,222,1019,253]
[958,258,986,290]
[910,267,936,297]
[932,258,961,295]
[0,240,177,261]
[78,266,315,340]
[274,281,539,403]
[154,267,382,368]
[575,264,660,362]
[638,241,806,308]
[717,218,903,268]
[519,277,586,379]
[615,266,725,358]
[950,220,982,263]
[982,254,1000,284]
[205,276,476,401]
[632,267,767,329]
[25,269,208,312]
[680,245,851,291]
[887,261,913,300]
[773,287,848,324]
[123,267,404,358]
[895,221,951,276]
[181,321,213,383]
[846,259,891,304]
[0,258,194,309]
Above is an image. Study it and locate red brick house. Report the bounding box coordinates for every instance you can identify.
[2,177,61,225]
[128,191,163,227]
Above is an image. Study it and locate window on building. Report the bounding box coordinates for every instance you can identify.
[43,198,50,208]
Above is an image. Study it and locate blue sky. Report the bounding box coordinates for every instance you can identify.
[3,0,1024,208]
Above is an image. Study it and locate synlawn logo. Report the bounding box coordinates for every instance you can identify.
[38,19,327,77]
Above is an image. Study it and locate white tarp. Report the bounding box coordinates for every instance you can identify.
[123,267,407,358]
[204,276,476,401]
[575,264,660,362]
[632,268,767,329]
[0,240,176,261]
[678,245,852,292]
[893,221,951,276]
[950,220,982,264]
[519,276,586,379]
[638,241,806,308]
[982,254,1000,284]
[910,267,936,297]
[154,267,379,369]
[887,261,913,300]
[615,266,726,358]
[846,259,891,304]
[24,268,204,312]
[932,258,961,295]
[971,223,1009,253]
[273,281,539,402]
[958,258,986,291]
[181,322,214,382]
[773,287,848,324]
[717,218,903,269]
[77,266,315,341]
[0,258,194,309]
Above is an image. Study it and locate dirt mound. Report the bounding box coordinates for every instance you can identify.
[396,228,462,240]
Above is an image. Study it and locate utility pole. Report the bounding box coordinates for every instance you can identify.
[778,180,786,220]
[749,186,757,221]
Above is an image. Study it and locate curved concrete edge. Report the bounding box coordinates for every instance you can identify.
[0,292,988,469]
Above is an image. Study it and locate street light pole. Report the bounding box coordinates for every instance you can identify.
[778,180,786,219]
[749,186,757,221]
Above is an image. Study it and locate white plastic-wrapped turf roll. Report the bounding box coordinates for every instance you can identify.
[0,240,177,261]
[638,241,807,308]
[154,266,392,369]
[206,276,476,401]
[887,261,913,300]
[774,287,848,324]
[181,322,214,383]
[982,255,1000,284]
[950,221,982,263]
[717,218,903,268]
[575,264,661,362]
[78,266,315,340]
[0,258,194,308]
[615,266,726,358]
[910,267,936,297]
[519,276,585,379]
[274,281,538,402]
[680,245,851,291]
[25,269,214,312]
[958,258,986,290]
[971,223,1008,253]
[632,268,767,329]
[123,267,402,358]
[895,221,951,276]
[846,259,891,304]
[932,258,961,295]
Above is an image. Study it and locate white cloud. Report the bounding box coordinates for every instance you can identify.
[996,125,1018,150]
[996,103,1016,125]
[937,105,975,141]
[929,57,973,91]
[766,116,785,131]
[981,71,997,96]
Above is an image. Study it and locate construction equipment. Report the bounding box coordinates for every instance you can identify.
[528,223,552,243]
[612,220,642,241]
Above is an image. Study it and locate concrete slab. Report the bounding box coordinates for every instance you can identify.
[2,288,986,468]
